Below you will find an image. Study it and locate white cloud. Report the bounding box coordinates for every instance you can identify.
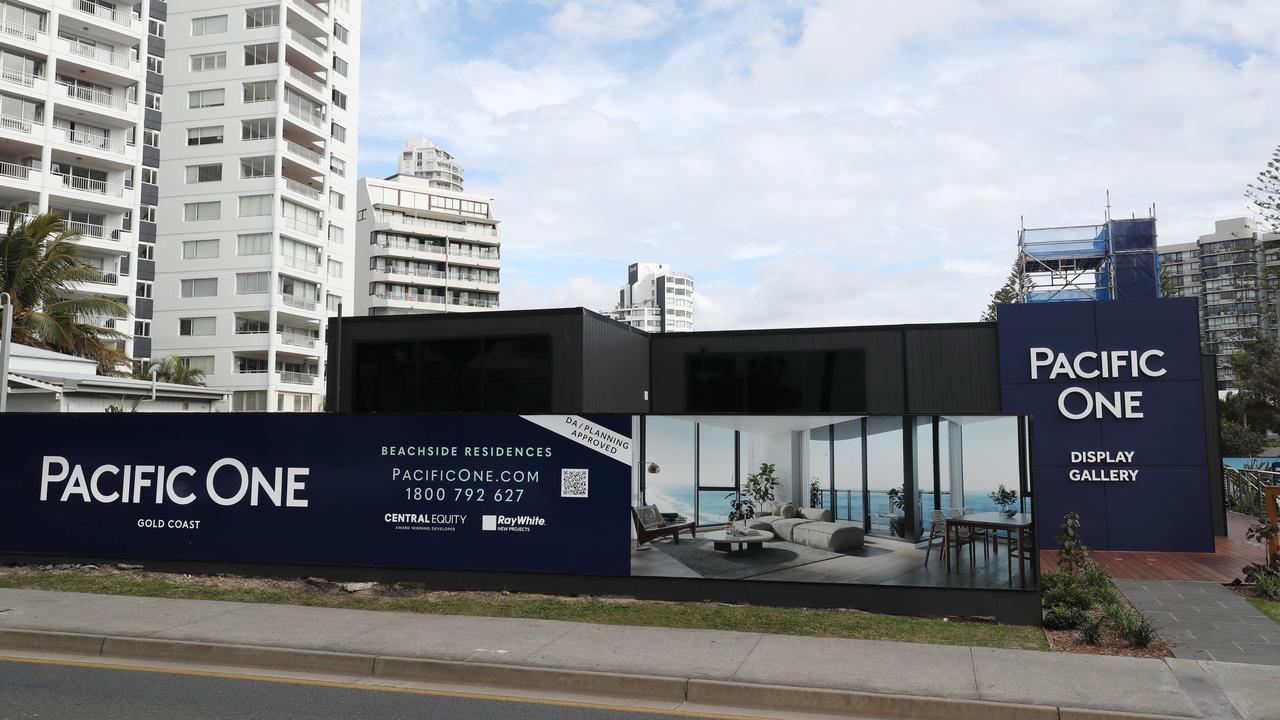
[358,2,1280,330]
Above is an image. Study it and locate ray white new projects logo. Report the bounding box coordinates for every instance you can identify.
[482,514,546,532]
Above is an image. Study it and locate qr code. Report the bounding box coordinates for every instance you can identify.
[561,468,589,498]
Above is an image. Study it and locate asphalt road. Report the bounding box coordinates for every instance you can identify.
[0,658,738,720]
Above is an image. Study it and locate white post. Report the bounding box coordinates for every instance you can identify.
[149,363,159,402]
[0,292,12,413]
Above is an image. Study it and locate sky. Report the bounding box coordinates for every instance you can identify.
[356,0,1280,331]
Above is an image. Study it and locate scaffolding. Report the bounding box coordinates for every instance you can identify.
[1018,214,1160,303]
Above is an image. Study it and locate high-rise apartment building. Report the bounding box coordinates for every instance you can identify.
[397,137,462,191]
[1158,217,1280,391]
[355,173,500,316]
[0,0,167,363]
[152,0,361,412]
[611,262,693,332]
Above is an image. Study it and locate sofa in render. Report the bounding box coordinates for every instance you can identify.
[746,502,865,553]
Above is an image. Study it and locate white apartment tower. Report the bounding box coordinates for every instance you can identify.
[355,173,500,316]
[153,0,360,412]
[0,0,167,363]
[397,137,462,191]
[612,262,693,332]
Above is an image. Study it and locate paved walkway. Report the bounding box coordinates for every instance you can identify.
[1118,580,1280,666]
[1,588,1279,719]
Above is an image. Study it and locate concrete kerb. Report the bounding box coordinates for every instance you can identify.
[0,628,1202,720]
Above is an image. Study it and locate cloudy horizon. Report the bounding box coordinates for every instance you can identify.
[357,0,1280,330]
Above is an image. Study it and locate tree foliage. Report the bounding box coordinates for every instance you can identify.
[1246,144,1280,232]
[1230,336,1280,433]
[132,356,207,387]
[0,212,129,374]
[980,257,1030,321]
[1219,419,1264,457]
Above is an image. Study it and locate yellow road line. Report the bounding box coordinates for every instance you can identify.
[0,654,767,720]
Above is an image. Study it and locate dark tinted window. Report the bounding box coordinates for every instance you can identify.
[354,342,417,412]
[685,350,866,412]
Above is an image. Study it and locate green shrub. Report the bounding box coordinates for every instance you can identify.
[1108,607,1157,649]
[1042,578,1094,612]
[1079,562,1114,600]
[1255,571,1280,600]
[1040,571,1074,595]
[1043,604,1088,630]
[1077,615,1104,645]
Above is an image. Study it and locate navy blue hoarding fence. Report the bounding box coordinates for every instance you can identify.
[0,414,634,576]
[996,298,1213,551]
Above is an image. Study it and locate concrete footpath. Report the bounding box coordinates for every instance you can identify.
[0,589,1277,720]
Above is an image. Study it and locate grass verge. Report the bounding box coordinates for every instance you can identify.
[0,565,1047,651]
[1246,597,1280,625]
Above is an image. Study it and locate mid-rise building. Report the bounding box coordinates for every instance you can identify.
[152,0,361,412]
[0,0,167,364]
[1158,217,1280,391]
[397,137,462,191]
[611,262,693,332]
[355,174,500,316]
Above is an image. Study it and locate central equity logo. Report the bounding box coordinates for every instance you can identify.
[481,514,546,532]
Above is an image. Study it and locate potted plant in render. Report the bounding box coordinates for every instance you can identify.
[745,462,778,510]
[724,493,755,535]
[809,477,824,509]
[989,485,1019,517]
[886,487,905,537]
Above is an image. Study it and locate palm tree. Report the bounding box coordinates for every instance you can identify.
[0,211,129,374]
[132,356,206,387]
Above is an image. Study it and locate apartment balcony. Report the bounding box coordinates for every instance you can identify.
[449,297,500,309]
[0,159,40,187]
[59,37,138,78]
[0,113,44,144]
[0,17,45,50]
[282,177,324,204]
[286,65,326,97]
[50,171,128,202]
[0,66,45,96]
[285,140,324,168]
[282,215,322,238]
[279,370,318,386]
[372,239,448,260]
[287,28,327,62]
[284,101,325,134]
[70,271,128,297]
[64,221,132,253]
[51,126,136,162]
[62,0,137,33]
[55,81,134,116]
[370,211,499,240]
[279,331,318,349]
[279,293,320,313]
[281,254,322,274]
[289,0,328,29]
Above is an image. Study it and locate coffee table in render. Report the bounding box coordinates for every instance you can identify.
[702,528,775,552]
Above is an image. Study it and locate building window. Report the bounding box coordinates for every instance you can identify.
[143,129,159,148]
[136,280,153,299]
[182,239,219,260]
[328,259,343,278]
[326,294,341,312]
[328,225,344,245]
[134,319,151,337]
[236,271,271,294]
[191,15,228,36]
[183,202,221,222]
[329,191,344,209]
[180,317,217,336]
[141,168,158,185]
[181,356,215,374]
[331,122,346,142]
[237,232,272,255]
[187,125,224,145]
[140,205,156,223]
[138,243,153,260]
[145,92,161,110]
[240,155,274,178]
[329,155,346,177]
[241,117,275,140]
[242,80,275,103]
[244,43,278,66]
[190,52,226,72]
[245,6,279,28]
[146,55,163,74]
[332,55,348,76]
[331,88,346,109]
[238,194,273,217]
[185,163,222,183]
[179,279,218,299]
[233,390,267,412]
[188,88,225,109]
[333,22,349,43]
[148,18,165,37]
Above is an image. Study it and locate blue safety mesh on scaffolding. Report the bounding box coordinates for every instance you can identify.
[1109,218,1156,252]
[1019,225,1108,261]
[1112,253,1158,300]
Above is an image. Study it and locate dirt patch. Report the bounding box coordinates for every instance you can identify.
[1045,627,1171,659]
